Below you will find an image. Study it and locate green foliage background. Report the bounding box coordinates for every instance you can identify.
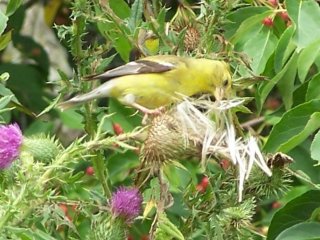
[1,0,320,239]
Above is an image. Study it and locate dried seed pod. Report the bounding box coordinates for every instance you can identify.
[135,113,201,187]
[184,26,200,52]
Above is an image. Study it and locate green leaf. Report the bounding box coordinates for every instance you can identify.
[292,77,309,107]
[306,73,320,101]
[6,227,58,240]
[0,83,19,104]
[109,0,130,19]
[0,64,47,112]
[277,52,298,110]
[289,140,320,184]
[96,54,116,73]
[58,109,83,130]
[7,6,25,33]
[257,53,297,111]
[12,35,50,76]
[275,222,320,240]
[311,130,320,162]
[242,28,278,74]
[0,95,13,110]
[155,213,185,240]
[297,39,320,82]
[6,0,23,17]
[108,99,141,131]
[97,18,131,62]
[37,94,62,117]
[0,30,12,51]
[274,26,296,73]
[0,9,8,35]
[128,0,143,33]
[0,82,35,116]
[267,190,320,240]
[230,10,273,44]
[24,120,54,136]
[263,99,320,153]
[286,0,320,50]
[225,6,269,39]
[108,151,139,183]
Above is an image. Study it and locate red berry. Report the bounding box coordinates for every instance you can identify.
[127,236,134,240]
[85,166,94,176]
[59,203,68,215]
[262,17,274,27]
[265,98,281,110]
[268,0,278,7]
[196,184,205,193]
[272,201,282,209]
[200,176,209,189]
[220,159,231,170]
[280,11,290,21]
[113,123,124,135]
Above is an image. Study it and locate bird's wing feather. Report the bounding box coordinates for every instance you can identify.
[86,59,177,80]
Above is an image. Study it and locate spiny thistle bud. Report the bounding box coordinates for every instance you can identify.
[111,187,142,223]
[245,153,293,199]
[0,123,22,169]
[143,114,186,165]
[22,135,60,163]
[91,213,126,240]
[214,198,256,239]
[136,113,200,186]
[184,26,200,52]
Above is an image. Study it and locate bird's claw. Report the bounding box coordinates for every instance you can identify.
[141,107,166,125]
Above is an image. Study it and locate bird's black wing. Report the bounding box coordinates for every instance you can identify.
[86,59,176,81]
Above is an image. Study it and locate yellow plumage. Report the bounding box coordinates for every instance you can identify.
[59,55,232,113]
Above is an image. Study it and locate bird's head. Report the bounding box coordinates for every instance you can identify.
[208,61,232,100]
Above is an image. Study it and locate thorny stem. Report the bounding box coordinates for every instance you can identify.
[2,130,145,228]
[0,185,26,230]
[38,130,144,188]
[71,2,113,198]
[11,198,46,227]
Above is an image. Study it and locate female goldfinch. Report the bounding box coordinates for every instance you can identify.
[59,55,232,113]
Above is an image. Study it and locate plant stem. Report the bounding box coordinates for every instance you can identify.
[0,184,26,230]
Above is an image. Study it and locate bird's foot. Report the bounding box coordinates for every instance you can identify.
[141,107,166,125]
[130,104,165,124]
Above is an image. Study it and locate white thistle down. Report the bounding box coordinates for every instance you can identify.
[173,96,272,201]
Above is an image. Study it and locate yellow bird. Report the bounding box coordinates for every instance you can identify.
[59,55,232,114]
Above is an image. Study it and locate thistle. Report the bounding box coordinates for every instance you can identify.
[0,123,23,169]
[176,96,272,201]
[110,187,142,223]
[136,113,201,186]
[138,96,273,201]
[22,135,60,163]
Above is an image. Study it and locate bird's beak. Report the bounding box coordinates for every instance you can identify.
[214,87,225,101]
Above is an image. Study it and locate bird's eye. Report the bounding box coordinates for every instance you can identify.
[222,79,229,87]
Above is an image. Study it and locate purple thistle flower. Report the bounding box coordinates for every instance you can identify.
[111,187,142,222]
[0,123,23,169]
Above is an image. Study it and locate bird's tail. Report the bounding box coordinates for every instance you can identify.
[58,81,114,110]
